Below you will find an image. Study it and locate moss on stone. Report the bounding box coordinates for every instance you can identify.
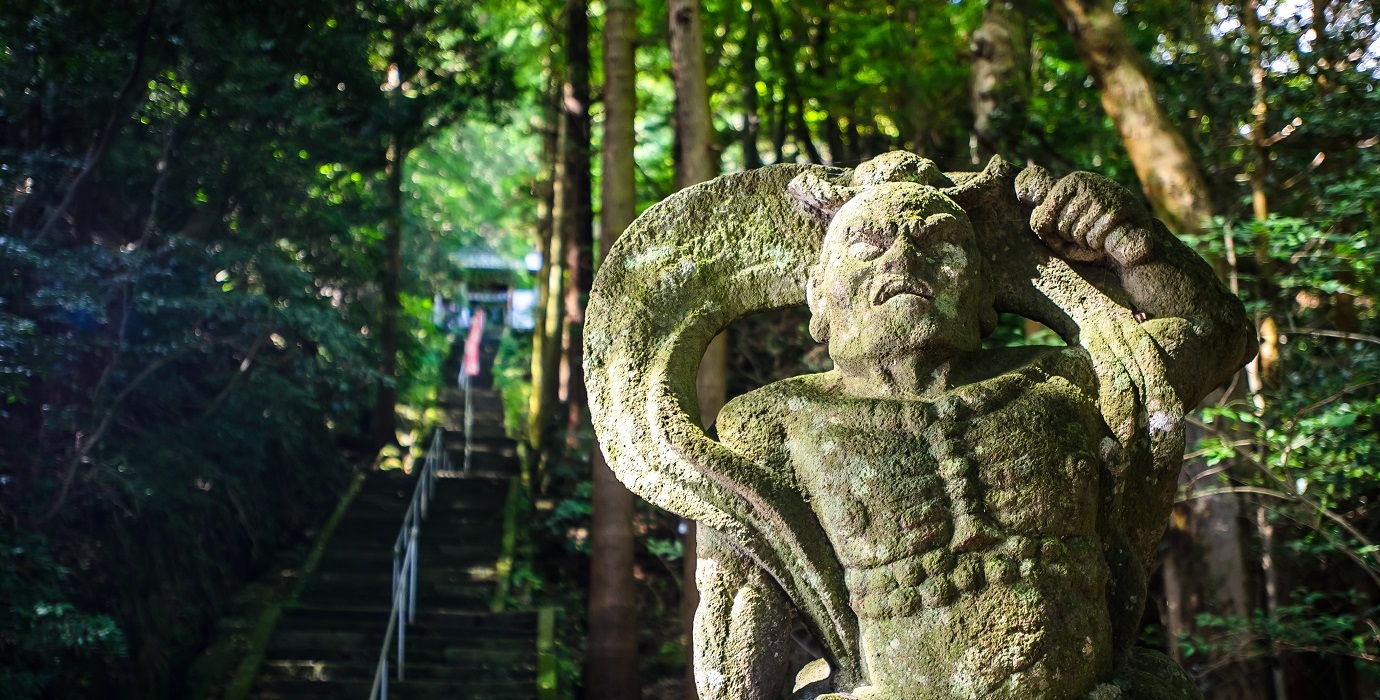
[585,152,1249,700]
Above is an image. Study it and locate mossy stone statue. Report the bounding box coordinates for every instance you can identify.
[584,153,1255,700]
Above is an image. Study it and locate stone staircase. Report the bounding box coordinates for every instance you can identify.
[248,338,546,699]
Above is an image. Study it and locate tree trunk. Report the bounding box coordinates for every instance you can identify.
[528,75,561,480]
[740,2,763,170]
[770,98,788,164]
[671,1,722,695]
[1243,6,1287,697]
[535,113,569,481]
[761,1,822,163]
[560,0,593,428]
[1050,0,1214,235]
[586,0,640,698]
[1173,468,1265,700]
[970,0,1031,164]
[371,28,407,447]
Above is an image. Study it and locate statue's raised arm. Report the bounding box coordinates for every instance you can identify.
[583,163,865,690]
[586,152,1254,700]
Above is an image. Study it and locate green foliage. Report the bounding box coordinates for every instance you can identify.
[0,534,127,700]
[0,0,515,695]
[7,0,1379,695]
[492,329,535,439]
[1183,163,1380,676]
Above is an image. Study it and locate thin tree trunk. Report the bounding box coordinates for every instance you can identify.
[536,114,568,468]
[762,1,822,163]
[1257,505,1288,700]
[1243,6,1286,697]
[806,13,848,166]
[770,98,788,164]
[671,2,721,695]
[372,27,407,448]
[560,0,593,427]
[1050,0,1214,234]
[970,0,1031,164]
[586,0,640,697]
[740,2,763,170]
[528,75,561,476]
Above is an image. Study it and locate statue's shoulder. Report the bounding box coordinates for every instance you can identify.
[715,374,835,459]
[718,374,828,428]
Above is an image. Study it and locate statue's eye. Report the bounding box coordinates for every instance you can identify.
[847,240,884,260]
[846,230,887,260]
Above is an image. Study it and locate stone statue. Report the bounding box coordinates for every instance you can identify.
[584,152,1255,700]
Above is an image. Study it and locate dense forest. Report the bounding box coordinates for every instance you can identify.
[1,0,1378,698]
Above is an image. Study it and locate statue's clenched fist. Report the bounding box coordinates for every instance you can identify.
[1016,166,1155,268]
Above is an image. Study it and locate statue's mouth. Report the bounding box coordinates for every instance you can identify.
[871,276,932,305]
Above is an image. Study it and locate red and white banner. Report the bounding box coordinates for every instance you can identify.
[462,309,486,378]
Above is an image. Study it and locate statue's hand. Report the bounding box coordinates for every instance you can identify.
[1015,167,1154,268]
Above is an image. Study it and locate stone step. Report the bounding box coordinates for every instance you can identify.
[251,677,536,700]
[278,607,537,632]
[258,658,536,684]
[324,524,505,550]
[267,631,536,657]
[250,361,539,698]
[317,542,502,568]
[297,588,493,612]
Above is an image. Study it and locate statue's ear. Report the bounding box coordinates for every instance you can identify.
[788,171,859,223]
[806,274,830,342]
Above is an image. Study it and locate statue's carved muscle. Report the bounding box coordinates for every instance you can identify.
[584,152,1255,700]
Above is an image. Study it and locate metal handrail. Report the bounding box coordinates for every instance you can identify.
[368,427,449,700]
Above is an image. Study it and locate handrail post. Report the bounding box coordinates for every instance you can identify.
[396,595,405,681]
[408,527,419,624]
[391,544,400,601]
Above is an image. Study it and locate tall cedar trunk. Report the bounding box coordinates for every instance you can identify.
[371,28,407,447]
[740,2,763,170]
[586,0,640,698]
[560,0,593,428]
[1050,0,1214,235]
[528,77,561,473]
[1174,471,1265,700]
[1051,3,1266,698]
[671,1,719,696]
[762,1,822,163]
[538,114,568,469]
[770,98,789,163]
[969,0,1030,164]
[809,16,848,166]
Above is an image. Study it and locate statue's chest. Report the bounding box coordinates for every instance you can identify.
[786,376,1109,565]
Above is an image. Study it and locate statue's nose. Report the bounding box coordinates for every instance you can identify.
[877,234,922,276]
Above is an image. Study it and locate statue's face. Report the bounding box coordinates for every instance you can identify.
[808,183,988,362]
